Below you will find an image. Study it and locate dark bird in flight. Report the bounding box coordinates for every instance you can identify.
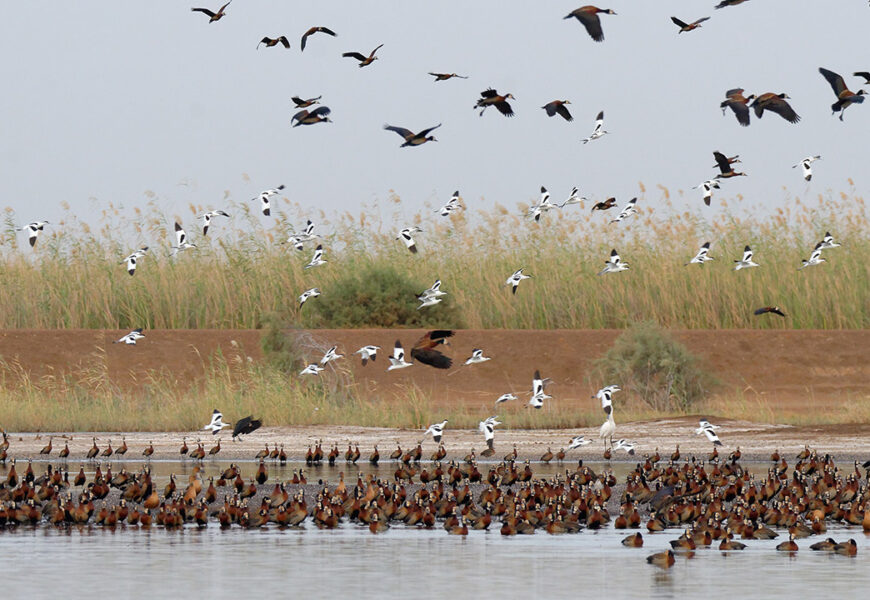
[715,0,751,8]
[258,36,290,49]
[300,27,336,52]
[564,6,617,42]
[670,16,710,33]
[754,306,787,318]
[429,72,469,81]
[342,44,383,67]
[854,72,870,85]
[819,67,866,121]
[383,123,441,147]
[713,151,747,178]
[410,330,454,369]
[232,416,262,440]
[542,100,573,121]
[720,88,754,126]
[751,93,801,123]
[591,197,617,212]
[191,1,231,23]
[292,95,321,108]
[292,106,332,126]
[475,89,515,117]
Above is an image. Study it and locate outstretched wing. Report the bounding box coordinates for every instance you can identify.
[819,68,847,96]
[384,124,413,139]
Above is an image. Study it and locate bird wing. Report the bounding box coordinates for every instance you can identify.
[543,102,558,117]
[343,52,367,61]
[610,249,621,263]
[671,16,689,28]
[576,12,605,42]
[277,36,290,48]
[417,123,442,137]
[727,102,750,126]
[310,106,331,118]
[819,68,847,96]
[369,44,384,57]
[555,104,573,121]
[713,151,730,173]
[694,17,711,25]
[742,246,753,261]
[765,98,800,123]
[191,8,217,17]
[480,88,499,99]
[318,27,337,36]
[494,100,514,117]
[384,124,413,139]
[292,109,310,122]
[174,222,186,246]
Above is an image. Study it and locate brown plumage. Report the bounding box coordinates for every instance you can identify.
[819,67,866,121]
[671,16,709,33]
[39,436,53,456]
[429,72,468,81]
[292,95,321,108]
[564,6,617,42]
[720,88,755,127]
[751,93,800,124]
[542,100,573,121]
[754,306,787,318]
[292,106,332,127]
[475,89,515,117]
[646,549,675,569]
[591,197,617,212]
[342,44,383,67]
[258,36,290,49]
[86,438,99,460]
[383,123,441,147]
[300,27,336,52]
[715,0,751,8]
[713,151,747,178]
[410,330,454,369]
[191,1,231,23]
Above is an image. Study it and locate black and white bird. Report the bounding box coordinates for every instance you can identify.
[419,279,447,301]
[609,197,638,224]
[733,245,759,270]
[594,384,621,409]
[300,363,324,376]
[253,184,285,216]
[423,420,448,443]
[529,369,552,409]
[560,186,586,208]
[114,328,145,345]
[171,222,196,255]
[686,242,714,266]
[799,242,826,270]
[305,245,326,269]
[505,268,532,294]
[819,231,841,250]
[436,191,462,217]
[121,247,149,276]
[285,219,317,250]
[695,419,723,446]
[203,410,230,435]
[387,340,412,370]
[417,294,442,310]
[495,393,518,404]
[478,416,500,451]
[527,186,560,222]
[298,287,321,307]
[793,155,821,182]
[320,345,343,365]
[16,221,49,248]
[568,435,592,450]
[200,210,230,236]
[598,249,629,275]
[354,345,380,365]
[694,179,720,206]
[464,349,491,365]
[613,439,636,455]
[582,111,608,144]
[397,227,422,253]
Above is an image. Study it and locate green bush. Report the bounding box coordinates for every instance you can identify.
[592,322,716,412]
[260,316,307,374]
[312,264,464,328]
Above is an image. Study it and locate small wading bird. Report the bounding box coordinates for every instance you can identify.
[560,187,585,208]
[292,95,321,108]
[171,222,196,255]
[475,89,515,117]
[527,186,559,222]
[257,36,290,49]
[568,435,592,450]
[609,197,638,224]
[203,410,230,434]
[300,363,324,376]
[591,197,617,212]
[429,72,468,81]
[721,89,754,127]
[754,306,786,318]
[529,369,552,409]
[793,155,821,181]
[292,106,331,126]
[613,439,636,455]
[713,151,747,178]
[695,179,720,206]
[300,26,336,52]
[383,123,441,147]
[397,226,422,253]
[121,247,148,276]
[436,191,462,216]
[751,92,801,123]
[686,242,714,266]
[670,16,710,33]
[478,416,500,454]
[464,349,491,365]
[695,418,723,445]
[564,6,617,42]
[285,219,317,250]
[582,111,607,143]
[505,268,532,294]
[354,345,379,365]
[819,67,866,121]
[387,340,412,371]
[423,420,448,443]
[418,279,446,302]
[200,210,229,236]
[16,221,49,248]
[342,44,383,67]
[114,328,144,345]
[191,1,231,23]
[320,346,343,365]
[298,287,320,307]
[253,184,284,216]
[305,245,326,269]
[598,249,629,275]
[799,242,826,270]
[819,231,841,250]
[232,416,262,440]
[542,100,573,121]
[495,393,518,404]
[733,245,759,270]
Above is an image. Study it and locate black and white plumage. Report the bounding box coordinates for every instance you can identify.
[300,363,325,376]
[231,415,262,440]
[799,242,826,270]
[388,340,412,370]
[436,191,462,217]
[320,345,343,365]
[793,155,821,182]
[609,197,638,224]
[417,295,442,310]
[171,222,196,255]
[285,219,317,250]
[594,384,621,411]
[819,231,841,250]
[598,249,629,275]
[305,244,327,269]
[695,419,723,446]
[419,279,446,301]
[581,111,608,144]
[733,245,759,270]
[121,247,149,276]
[560,186,586,208]
[478,416,500,450]
[354,345,380,365]
[505,268,532,294]
[686,242,714,266]
[464,349,491,365]
[298,287,321,307]
[16,221,49,248]
[423,420,448,444]
[495,393,518,404]
[527,186,560,222]
[200,210,230,236]
[613,439,636,455]
[568,435,592,450]
[203,409,230,435]
[694,179,720,206]
[113,328,145,345]
[529,369,552,409]
[253,184,285,217]
[397,227,422,253]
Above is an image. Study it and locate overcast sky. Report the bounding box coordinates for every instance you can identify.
[1,1,867,242]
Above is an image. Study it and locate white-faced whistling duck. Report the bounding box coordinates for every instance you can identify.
[819,68,866,121]
[833,539,858,556]
[721,88,754,126]
[715,0,751,8]
[622,532,644,547]
[751,93,800,124]
[646,549,675,569]
[564,6,616,42]
[369,445,379,465]
[143,441,154,458]
[292,106,331,126]
[776,533,799,552]
[191,1,231,23]
[101,440,113,457]
[713,151,746,178]
[474,89,515,117]
[429,72,468,81]
[755,306,786,317]
[116,436,128,455]
[86,438,99,460]
[670,16,709,33]
[39,436,53,456]
[258,36,290,49]
[342,44,383,68]
[854,72,870,85]
[300,27,336,52]
[209,439,221,456]
[179,437,189,456]
[292,95,321,109]
[410,330,454,369]
[542,100,573,121]
[59,441,70,459]
[232,415,262,439]
[383,123,441,147]
[591,197,617,212]
[540,447,554,463]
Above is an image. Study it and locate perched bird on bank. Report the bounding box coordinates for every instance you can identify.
[475,89,515,117]
[300,26,336,51]
[713,151,747,178]
[733,245,759,270]
[292,96,321,108]
[383,123,441,147]
[203,410,230,435]
[232,416,262,440]
[582,111,608,143]
[598,249,629,275]
[410,330,453,369]
[670,16,709,33]
[342,44,383,67]
[429,72,468,81]
[121,247,149,276]
[199,210,230,236]
[298,287,321,307]
[720,89,754,126]
[423,420,448,444]
[564,6,617,42]
[16,221,49,248]
[114,329,145,345]
[754,306,786,318]
[686,242,714,266]
[542,100,573,121]
[793,155,821,181]
[252,184,284,216]
[292,106,332,126]
[609,197,638,224]
[505,268,532,294]
[819,67,866,121]
[751,93,801,123]
[397,226,422,253]
[258,36,290,49]
[191,1,231,23]
[354,345,380,366]
[694,179,720,206]
[799,242,826,270]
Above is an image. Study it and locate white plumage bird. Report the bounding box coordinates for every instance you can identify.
[305,245,326,269]
[253,184,284,216]
[792,155,821,182]
[354,345,380,366]
[121,247,149,276]
[16,221,50,248]
[423,420,448,443]
[203,409,230,435]
[300,363,324,376]
[200,210,230,236]
[733,245,759,270]
[799,242,826,270]
[495,393,518,404]
[113,328,145,345]
[436,191,462,216]
[582,110,608,144]
[694,179,720,206]
[298,287,321,307]
[171,222,196,255]
[320,345,343,364]
[388,340,412,370]
[609,197,638,224]
[397,227,422,253]
[598,249,629,275]
[686,242,714,266]
[464,349,491,365]
[568,435,592,450]
[695,419,723,446]
[505,268,532,294]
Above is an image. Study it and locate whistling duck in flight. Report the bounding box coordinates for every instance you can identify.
[429,72,468,81]
[300,27,336,52]
[292,106,331,126]
[721,89,754,126]
[591,197,617,212]
[383,123,441,147]
[715,0,751,8]
[854,72,870,85]
[751,93,800,123]
[542,100,573,121]
[342,44,383,67]
[564,6,617,42]
[232,415,262,440]
[670,16,710,33]
[258,36,290,49]
[475,89,515,117]
[819,68,866,121]
[292,96,321,108]
[191,1,231,23]
[755,306,786,317]
[713,151,747,178]
[410,330,454,369]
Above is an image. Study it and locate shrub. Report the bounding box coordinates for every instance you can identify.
[592,322,715,412]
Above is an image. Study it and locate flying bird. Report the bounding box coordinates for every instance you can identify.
[598,249,629,275]
[291,96,321,108]
[171,222,196,255]
[819,232,841,250]
[733,245,759,270]
[854,72,870,85]
[560,187,586,208]
[505,268,532,294]
[114,329,145,345]
[397,227,422,253]
[258,36,290,49]
[670,16,709,33]
[232,415,262,440]
[793,155,821,181]
[591,197,617,212]
[686,242,714,266]
[300,26,336,51]
[200,210,230,236]
[713,151,747,178]
[527,186,560,222]
[428,72,468,81]
[16,221,49,248]
[354,345,380,366]
[542,100,573,121]
[819,67,866,121]
[715,0,751,8]
[582,111,608,143]
[203,410,230,435]
[751,93,801,124]
[613,439,636,455]
[342,44,383,67]
[121,247,148,276]
[568,435,592,450]
[387,340,412,371]
[410,330,454,369]
[292,106,332,126]
[529,369,552,409]
[383,123,441,147]
[799,242,826,270]
[320,346,343,365]
[191,1,231,23]
[253,184,284,216]
[285,219,317,250]
[495,393,518,404]
[418,279,447,302]
[564,6,617,42]
[423,420,448,444]
[305,245,326,269]
[300,363,325,376]
[609,197,638,224]
[695,419,724,446]
[720,88,754,127]
[754,306,786,318]
[694,179,721,206]
[464,349,491,365]
[298,287,321,308]
[475,89,515,117]
[436,191,462,216]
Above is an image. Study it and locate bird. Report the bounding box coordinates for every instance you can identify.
[320,346,343,365]
[529,369,552,409]
[594,384,621,407]
[298,287,321,308]
[300,363,325,376]
[819,67,866,121]
[600,404,616,451]
[564,6,617,42]
[720,89,754,127]
[754,306,786,318]
[854,72,870,85]
[474,89,515,117]
[598,249,629,275]
[418,279,447,301]
[793,155,821,181]
[582,111,608,143]
[292,106,332,126]
[354,345,380,365]
[252,184,284,216]
[527,186,560,222]
[300,26,336,51]
[383,123,441,147]
[436,191,463,216]
[171,222,196,255]
[542,100,573,121]
[417,295,442,310]
[695,419,724,445]
[715,0,751,8]
[495,393,518,404]
[686,242,714,266]
[199,210,230,236]
[423,420,448,444]
[568,435,592,450]
[16,221,49,248]
[646,550,675,569]
[670,16,710,33]
[305,245,326,269]
[799,242,826,270]
[191,1,231,23]
[203,410,230,435]
[410,330,454,369]
[733,245,759,270]
[120,247,148,276]
[819,231,841,250]
[428,72,468,81]
[397,227,422,253]
[560,187,586,208]
[478,416,499,451]
[505,268,532,294]
[694,179,720,206]
[591,197,617,212]
[285,219,317,250]
[114,329,145,345]
[609,197,638,224]
[258,36,290,49]
[613,439,636,455]
[231,416,262,440]
[342,44,383,67]
[291,96,321,108]
[713,151,747,178]
[751,93,801,123]
[387,340,413,371]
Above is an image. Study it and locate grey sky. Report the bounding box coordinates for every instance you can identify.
[1,1,867,241]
